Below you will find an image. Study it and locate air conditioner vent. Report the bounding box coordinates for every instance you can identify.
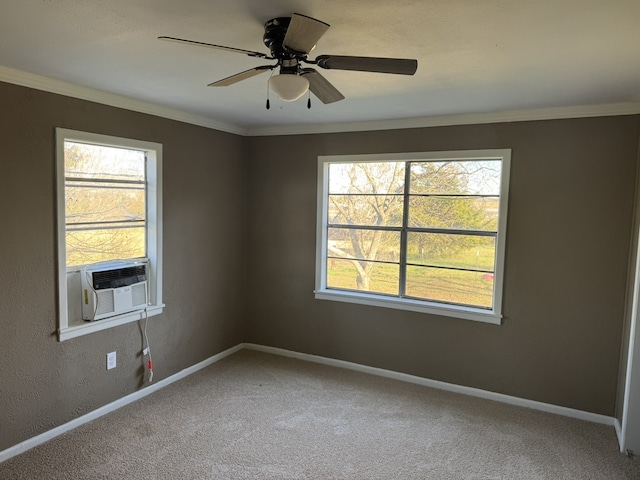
[92,265,147,290]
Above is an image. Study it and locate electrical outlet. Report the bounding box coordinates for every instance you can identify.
[107,351,116,370]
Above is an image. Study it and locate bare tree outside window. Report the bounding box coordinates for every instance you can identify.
[64,142,146,267]
[327,162,404,293]
[325,158,503,310]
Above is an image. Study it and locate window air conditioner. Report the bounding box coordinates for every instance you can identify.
[81,261,148,321]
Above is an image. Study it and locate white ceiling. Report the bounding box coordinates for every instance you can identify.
[1,0,640,135]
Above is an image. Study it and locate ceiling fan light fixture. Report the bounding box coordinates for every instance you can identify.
[269,74,309,102]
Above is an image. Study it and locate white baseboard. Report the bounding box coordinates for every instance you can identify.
[243,343,616,427]
[0,344,243,464]
[1,341,619,465]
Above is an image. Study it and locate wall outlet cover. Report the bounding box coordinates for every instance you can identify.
[107,351,116,370]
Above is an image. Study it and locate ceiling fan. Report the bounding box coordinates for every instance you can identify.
[159,13,418,108]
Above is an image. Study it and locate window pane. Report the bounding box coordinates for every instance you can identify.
[327,258,399,295]
[407,233,495,271]
[66,227,145,267]
[329,162,405,194]
[328,194,403,227]
[406,266,494,309]
[409,196,499,231]
[410,160,502,195]
[65,184,145,225]
[65,142,144,182]
[64,140,147,267]
[328,228,400,262]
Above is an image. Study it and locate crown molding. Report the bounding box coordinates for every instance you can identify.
[2,65,638,138]
[0,65,247,136]
[246,102,640,136]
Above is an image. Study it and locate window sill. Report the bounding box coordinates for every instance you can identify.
[58,304,165,342]
[314,289,501,325]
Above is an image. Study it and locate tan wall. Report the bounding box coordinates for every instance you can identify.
[245,116,640,416]
[0,82,247,451]
[1,77,639,453]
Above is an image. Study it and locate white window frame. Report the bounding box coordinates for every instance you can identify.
[56,128,164,341]
[315,149,511,325]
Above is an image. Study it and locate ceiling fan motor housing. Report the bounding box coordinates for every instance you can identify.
[263,18,292,55]
[263,17,302,74]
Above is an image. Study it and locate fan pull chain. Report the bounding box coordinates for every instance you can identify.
[266,72,271,109]
[307,91,311,109]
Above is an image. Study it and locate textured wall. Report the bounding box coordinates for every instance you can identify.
[0,81,247,451]
[1,77,639,454]
[245,116,640,416]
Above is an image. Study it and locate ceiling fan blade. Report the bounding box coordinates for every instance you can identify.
[315,55,418,75]
[158,36,270,59]
[301,68,345,104]
[208,66,275,87]
[283,13,330,54]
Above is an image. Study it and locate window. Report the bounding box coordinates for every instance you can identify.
[315,150,510,324]
[56,129,163,341]
[63,141,146,266]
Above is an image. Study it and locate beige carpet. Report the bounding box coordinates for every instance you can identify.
[1,349,638,479]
